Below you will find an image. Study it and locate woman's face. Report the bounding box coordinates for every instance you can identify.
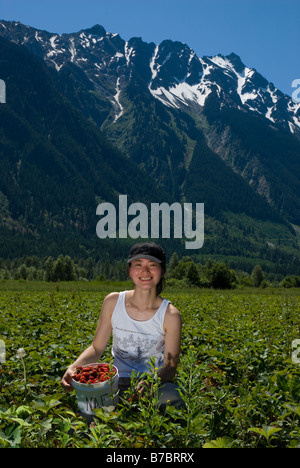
[129,258,162,289]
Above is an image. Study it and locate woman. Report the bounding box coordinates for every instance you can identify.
[61,242,184,409]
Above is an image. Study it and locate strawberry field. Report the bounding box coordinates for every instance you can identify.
[1,283,300,448]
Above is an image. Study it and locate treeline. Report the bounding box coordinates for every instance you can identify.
[0,255,128,282]
[166,253,300,289]
[166,253,265,289]
[0,253,299,289]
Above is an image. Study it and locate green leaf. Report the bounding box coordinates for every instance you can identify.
[203,437,233,448]
[249,425,282,441]
[30,351,42,360]
[0,434,12,448]
[39,417,53,435]
[284,403,300,417]
[11,427,22,446]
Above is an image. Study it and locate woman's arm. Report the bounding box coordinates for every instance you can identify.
[61,292,118,391]
[158,303,182,383]
[134,304,182,397]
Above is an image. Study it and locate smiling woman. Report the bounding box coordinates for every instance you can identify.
[61,242,185,411]
[127,242,166,296]
[129,258,163,294]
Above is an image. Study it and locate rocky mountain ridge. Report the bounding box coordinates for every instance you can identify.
[1,21,299,136]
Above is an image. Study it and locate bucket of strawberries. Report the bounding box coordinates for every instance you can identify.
[72,362,119,415]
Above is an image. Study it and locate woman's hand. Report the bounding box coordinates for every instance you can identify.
[131,379,152,401]
[60,293,117,393]
[61,366,76,392]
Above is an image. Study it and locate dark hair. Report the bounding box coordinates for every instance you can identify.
[156,263,166,296]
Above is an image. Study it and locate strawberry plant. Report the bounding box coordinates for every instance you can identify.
[0,285,300,447]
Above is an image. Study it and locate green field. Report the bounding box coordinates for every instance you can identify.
[1,281,300,448]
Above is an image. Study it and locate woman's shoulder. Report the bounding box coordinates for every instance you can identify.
[163,301,181,333]
[100,292,123,321]
[164,300,181,321]
[166,301,181,316]
[103,291,121,305]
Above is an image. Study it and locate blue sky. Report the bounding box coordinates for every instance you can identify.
[0,0,299,96]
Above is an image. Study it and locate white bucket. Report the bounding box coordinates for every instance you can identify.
[72,363,119,416]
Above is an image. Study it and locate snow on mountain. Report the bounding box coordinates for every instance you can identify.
[0,20,299,136]
[148,46,300,134]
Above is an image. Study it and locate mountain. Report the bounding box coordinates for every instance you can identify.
[1,20,299,218]
[1,21,299,135]
[0,20,300,275]
[0,34,169,258]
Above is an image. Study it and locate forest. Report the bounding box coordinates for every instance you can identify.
[0,252,299,290]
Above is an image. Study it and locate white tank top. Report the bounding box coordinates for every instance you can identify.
[111,291,170,378]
